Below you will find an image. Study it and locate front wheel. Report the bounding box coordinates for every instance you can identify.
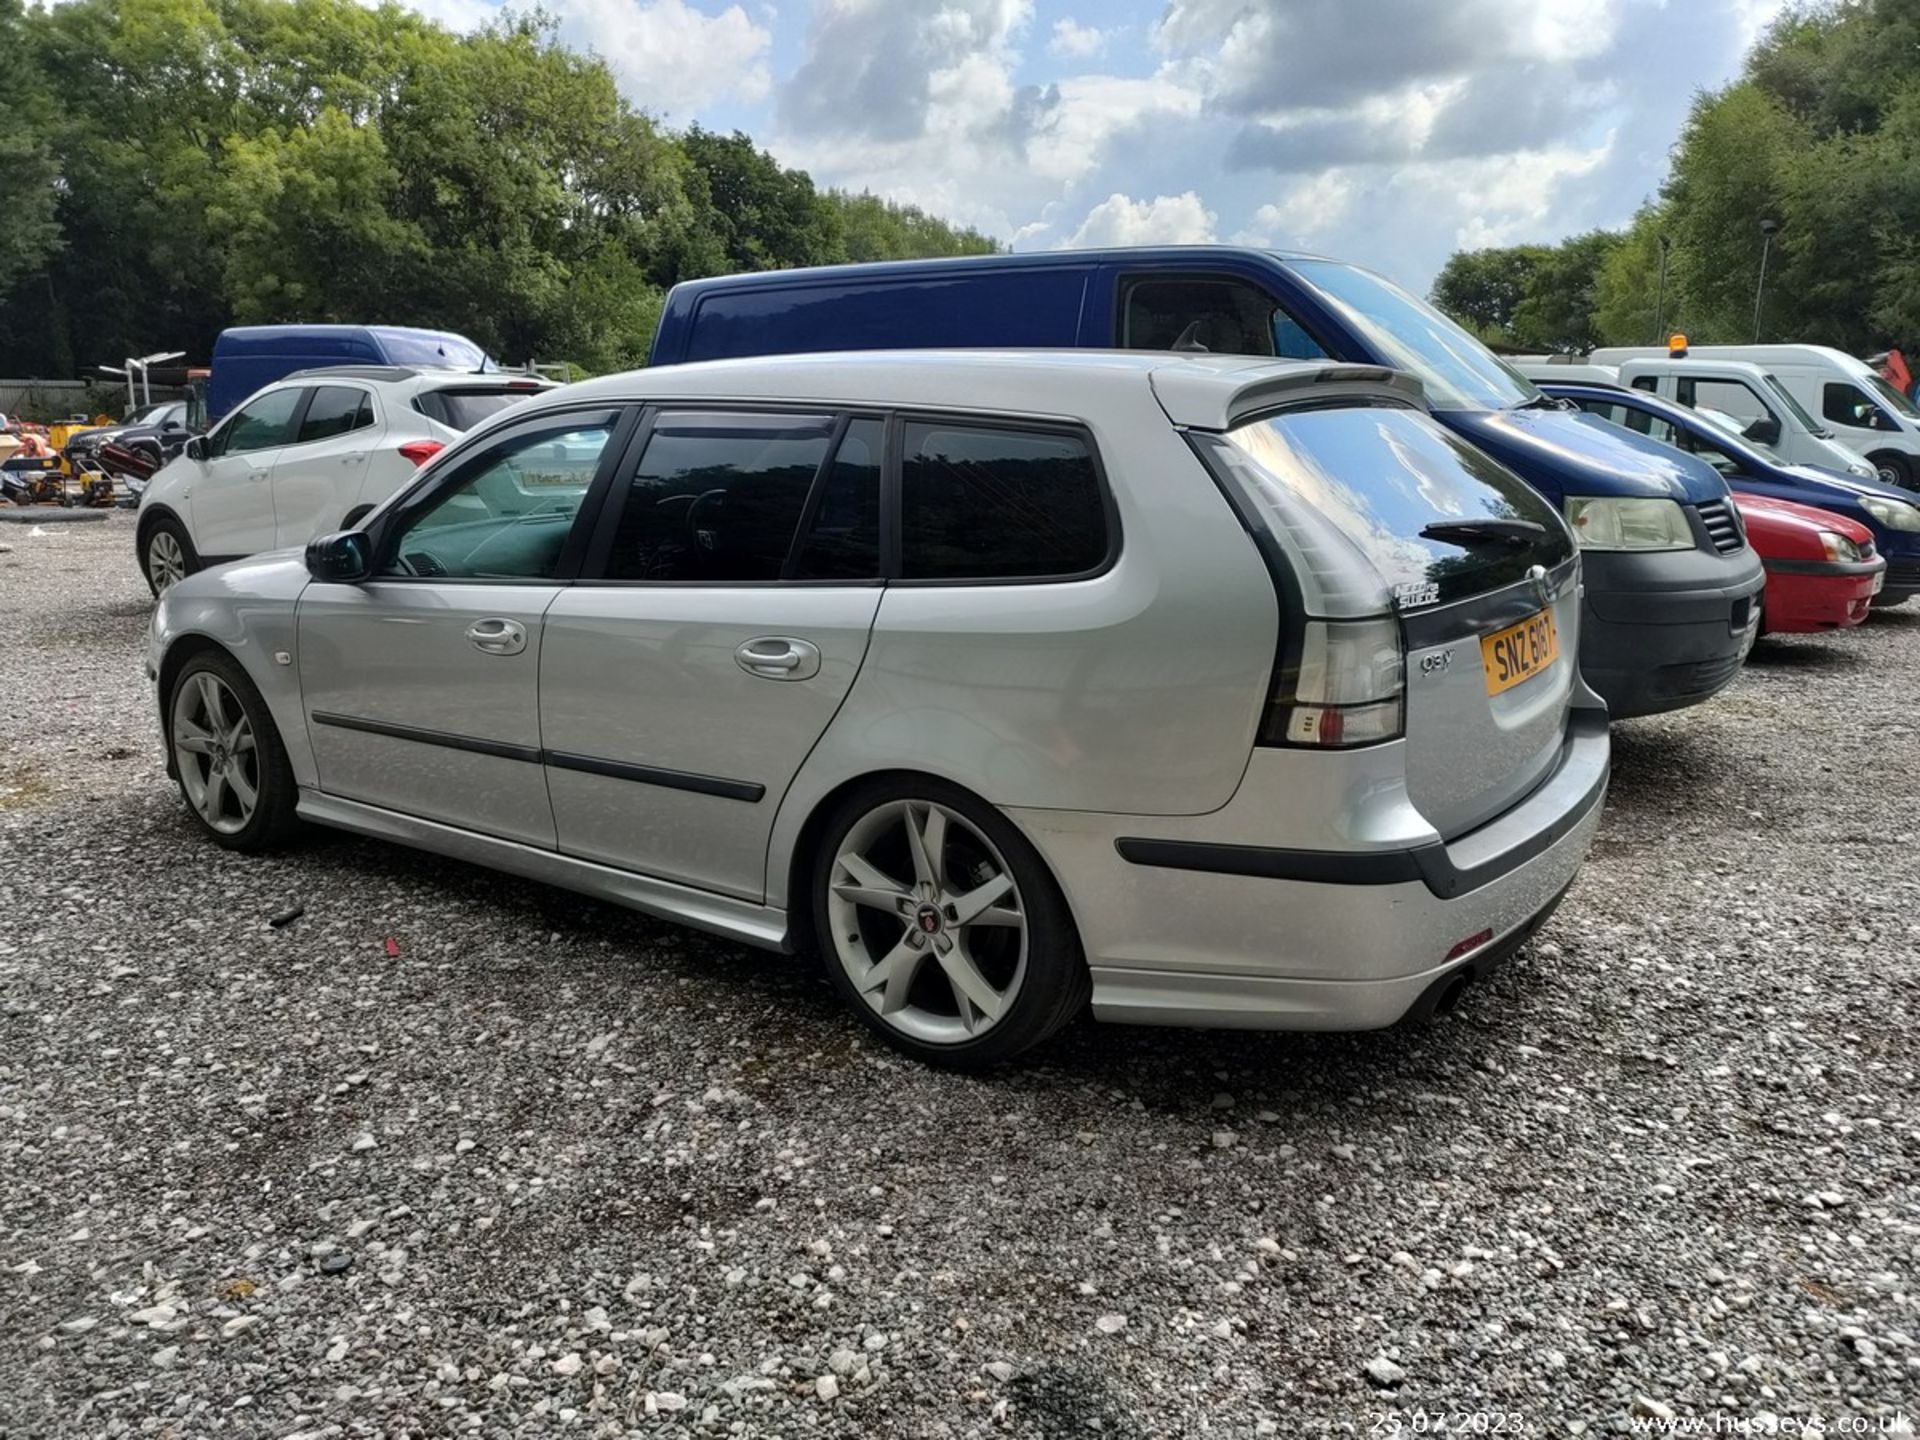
[167,651,302,852]
[810,778,1089,1069]
[142,515,199,596]
[1868,451,1915,490]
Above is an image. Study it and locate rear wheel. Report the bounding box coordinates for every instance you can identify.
[810,778,1088,1068]
[166,651,301,852]
[1868,451,1914,490]
[142,515,198,596]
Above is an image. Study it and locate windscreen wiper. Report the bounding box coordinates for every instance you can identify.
[1420,518,1546,547]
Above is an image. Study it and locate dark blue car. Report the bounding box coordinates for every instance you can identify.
[650,248,1764,718]
[1541,382,1920,608]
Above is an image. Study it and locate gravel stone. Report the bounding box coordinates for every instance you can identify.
[3,519,1919,1432]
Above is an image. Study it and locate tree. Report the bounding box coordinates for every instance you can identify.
[1430,246,1547,341]
[1510,230,1622,352]
[1592,206,1670,346]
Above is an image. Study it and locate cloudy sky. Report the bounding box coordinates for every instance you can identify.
[423,0,1790,294]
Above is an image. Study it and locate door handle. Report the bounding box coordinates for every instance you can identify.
[735,636,820,681]
[466,618,528,656]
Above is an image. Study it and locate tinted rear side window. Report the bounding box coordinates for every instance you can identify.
[900,421,1108,580]
[1204,404,1573,612]
[298,386,373,443]
[604,412,835,582]
[792,418,882,580]
[415,389,542,431]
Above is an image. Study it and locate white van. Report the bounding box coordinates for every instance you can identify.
[1610,357,1878,480]
[1590,344,1920,488]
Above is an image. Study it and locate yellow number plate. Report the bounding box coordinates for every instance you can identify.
[1481,609,1559,696]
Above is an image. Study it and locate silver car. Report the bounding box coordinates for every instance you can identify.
[147,350,1610,1067]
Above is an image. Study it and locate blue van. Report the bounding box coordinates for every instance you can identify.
[207,325,493,422]
[650,248,1766,718]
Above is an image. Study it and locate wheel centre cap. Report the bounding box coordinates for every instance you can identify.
[914,903,944,936]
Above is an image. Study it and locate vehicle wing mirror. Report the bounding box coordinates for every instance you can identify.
[185,435,209,461]
[305,530,372,584]
[1744,415,1781,446]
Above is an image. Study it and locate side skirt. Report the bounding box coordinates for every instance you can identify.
[296,790,793,953]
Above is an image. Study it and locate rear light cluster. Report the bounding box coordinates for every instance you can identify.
[1262,616,1405,749]
[398,440,445,467]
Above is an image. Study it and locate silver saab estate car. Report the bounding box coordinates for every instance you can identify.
[148,350,1610,1067]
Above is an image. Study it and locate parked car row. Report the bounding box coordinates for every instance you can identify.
[138,246,1908,1067]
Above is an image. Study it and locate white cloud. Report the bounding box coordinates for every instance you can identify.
[555,0,772,117]
[1064,191,1217,248]
[1048,17,1106,59]
[1235,172,1355,248]
[1444,138,1615,249]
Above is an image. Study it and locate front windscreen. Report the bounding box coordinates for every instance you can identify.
[1867,372,1919,417]
[374,330,491,370]
[1287,259,1542,412]
[1762,374,1823,431]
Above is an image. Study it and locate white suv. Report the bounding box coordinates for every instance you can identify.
[136,365,553,593]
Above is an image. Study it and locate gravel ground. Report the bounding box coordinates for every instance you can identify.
[2,515,1918,1438]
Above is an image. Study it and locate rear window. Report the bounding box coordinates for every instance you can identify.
[414,388,543,431]
[1194,403,1573,615]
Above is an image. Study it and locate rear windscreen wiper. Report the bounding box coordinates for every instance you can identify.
[1421,518,1546,548]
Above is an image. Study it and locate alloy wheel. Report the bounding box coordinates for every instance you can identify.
[148,530,187,592]
[826,799,1028,1045]
[171,671,260,835]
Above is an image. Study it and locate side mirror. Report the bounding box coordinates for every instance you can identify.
[305,530,372,584]
[185,435,209,462]
[1744,415,1782,446]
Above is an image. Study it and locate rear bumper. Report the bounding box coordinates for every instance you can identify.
[1008,706,1609,1032]
[1759,557,1883,633]
[1579,547,1764,718]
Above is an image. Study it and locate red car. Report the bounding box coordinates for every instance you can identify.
[1735,493,1886,634]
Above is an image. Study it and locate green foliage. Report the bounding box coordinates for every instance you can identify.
[0,0,1001,379]
[1430,246,1548,340]
[1432,0,1920,355]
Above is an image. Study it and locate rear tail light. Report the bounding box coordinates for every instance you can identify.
[399,440,445,467]
[1262,616,1405,748]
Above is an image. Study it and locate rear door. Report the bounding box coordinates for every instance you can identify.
[273,384,384,547]
[541,410,885,900]
[191,386,303,559]
[1210,403,1580,839]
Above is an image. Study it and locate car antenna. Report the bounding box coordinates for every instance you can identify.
[1171,321,1210,353]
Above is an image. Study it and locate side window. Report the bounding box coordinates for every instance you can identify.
[603,412,835,582]
[1630,375,1658,393]
[1685,379,1771,427]
[1824,382,1892,430]
[296,386,373,444]
[217,388,303,456]
[792,418,882,580]
[383,420,614,580]
[900,421,1108,580]
[1124,277,1301,358]
[1578,399,1668,442]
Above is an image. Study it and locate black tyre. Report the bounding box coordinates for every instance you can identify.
[1868,451,1914,490]
[141,513,200,597]
[166,649,302,852]
[809,776,1089,1069]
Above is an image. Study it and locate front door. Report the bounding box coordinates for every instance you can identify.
[542,410,885,899]
[297,408,627,847]
[193,385,304,559]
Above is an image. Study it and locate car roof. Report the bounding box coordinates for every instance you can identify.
[281,364,551,389]
[553,349,1425,431]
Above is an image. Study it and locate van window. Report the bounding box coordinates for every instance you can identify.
[297,386,374,443]
[1124,278,1286,357]
[792,418,882,581]
[1824,382,1896,431]
[217,388,302,456]
[602,412,835,582]
[900,421,1108,580]
[1284,259,1539,412]
[1197,404,1573,613]
[1677,378,1771,429]
[1574,398,1675,445]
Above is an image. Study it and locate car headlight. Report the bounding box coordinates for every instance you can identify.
[1819,531,1862,562]
[1861,495,1920,531]
[1564,496,1695,551]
